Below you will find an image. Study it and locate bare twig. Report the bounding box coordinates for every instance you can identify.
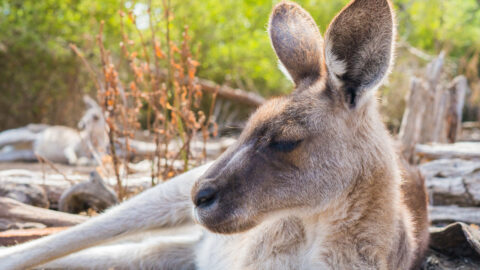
[35,155,75,185]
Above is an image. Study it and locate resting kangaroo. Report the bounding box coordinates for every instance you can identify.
[0,96,107,165]
[0,0,429,269]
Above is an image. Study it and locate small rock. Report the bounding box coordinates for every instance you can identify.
[59,171,118,214]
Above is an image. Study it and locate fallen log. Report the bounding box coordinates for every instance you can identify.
[0,227,69,246]
[420,159,480,207]
[0,170,75,209]
[0,182,49,208]
[416,142,480,160]
[0,170,147,208]
[419,158,480,179]
[0,197,88,229]
[429,206,480,225]
[117,137,236,159]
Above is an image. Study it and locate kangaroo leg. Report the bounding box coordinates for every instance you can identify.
[38,232,202,270]
[63,146,78,165]
[0,163,211,270]
[0,149,37,162]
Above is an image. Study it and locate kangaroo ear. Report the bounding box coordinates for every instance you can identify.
[269,2,325,90]
[83,95,100,109]
[325,0,394,107]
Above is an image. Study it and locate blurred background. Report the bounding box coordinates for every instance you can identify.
[1,0,479,131]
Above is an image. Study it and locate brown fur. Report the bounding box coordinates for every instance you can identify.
[269,3,326,90]
[400,157,430,269]
[192,0,429,269]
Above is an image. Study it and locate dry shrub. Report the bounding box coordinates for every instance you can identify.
[72,1,216,200]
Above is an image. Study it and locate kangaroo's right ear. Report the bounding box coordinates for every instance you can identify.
[269,2,325,91]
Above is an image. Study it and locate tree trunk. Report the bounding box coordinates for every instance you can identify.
[420,52,445,143]
[445,76,468,143]
[399,53,469,155]
[398,78,428,161]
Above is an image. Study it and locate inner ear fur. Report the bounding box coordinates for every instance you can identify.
[325,0,395,107]
[269,2,325,91]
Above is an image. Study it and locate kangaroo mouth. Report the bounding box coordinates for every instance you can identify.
[193,202,257,234]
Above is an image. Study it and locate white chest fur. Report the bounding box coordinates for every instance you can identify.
[195,216,328,270]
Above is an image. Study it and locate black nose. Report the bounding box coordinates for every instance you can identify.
[194,187,218,208]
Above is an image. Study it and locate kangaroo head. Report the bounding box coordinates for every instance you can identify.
[78,95,108,148]
[192,0,395,234]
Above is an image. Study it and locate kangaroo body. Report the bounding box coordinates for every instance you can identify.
[0,1,429,269]
[0,96,107,165]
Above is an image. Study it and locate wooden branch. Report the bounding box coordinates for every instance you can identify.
[156,69,265,107]
[0,227,69,246]
[195,77,265,107]
[0,197,88,228]
[397,41,435,61]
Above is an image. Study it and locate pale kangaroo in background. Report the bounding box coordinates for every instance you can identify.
[0,96,108,165]
[0,0,429,269]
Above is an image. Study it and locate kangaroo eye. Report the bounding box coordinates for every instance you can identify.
[269,139,302,152]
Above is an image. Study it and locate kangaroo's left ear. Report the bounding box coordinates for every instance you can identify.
[269,2,325,91]
[325,0,395,108]
[83,95,100,109]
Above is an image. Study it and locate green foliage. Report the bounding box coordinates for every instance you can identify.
[0,0,126,128]
[396,0,480,57]
[1,0,479,129]
[172,0,349,96]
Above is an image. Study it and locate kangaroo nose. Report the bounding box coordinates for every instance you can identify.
[194,187,218,208]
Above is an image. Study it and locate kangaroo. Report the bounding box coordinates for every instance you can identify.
[0,0,429,269]
[0,96,108,165]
